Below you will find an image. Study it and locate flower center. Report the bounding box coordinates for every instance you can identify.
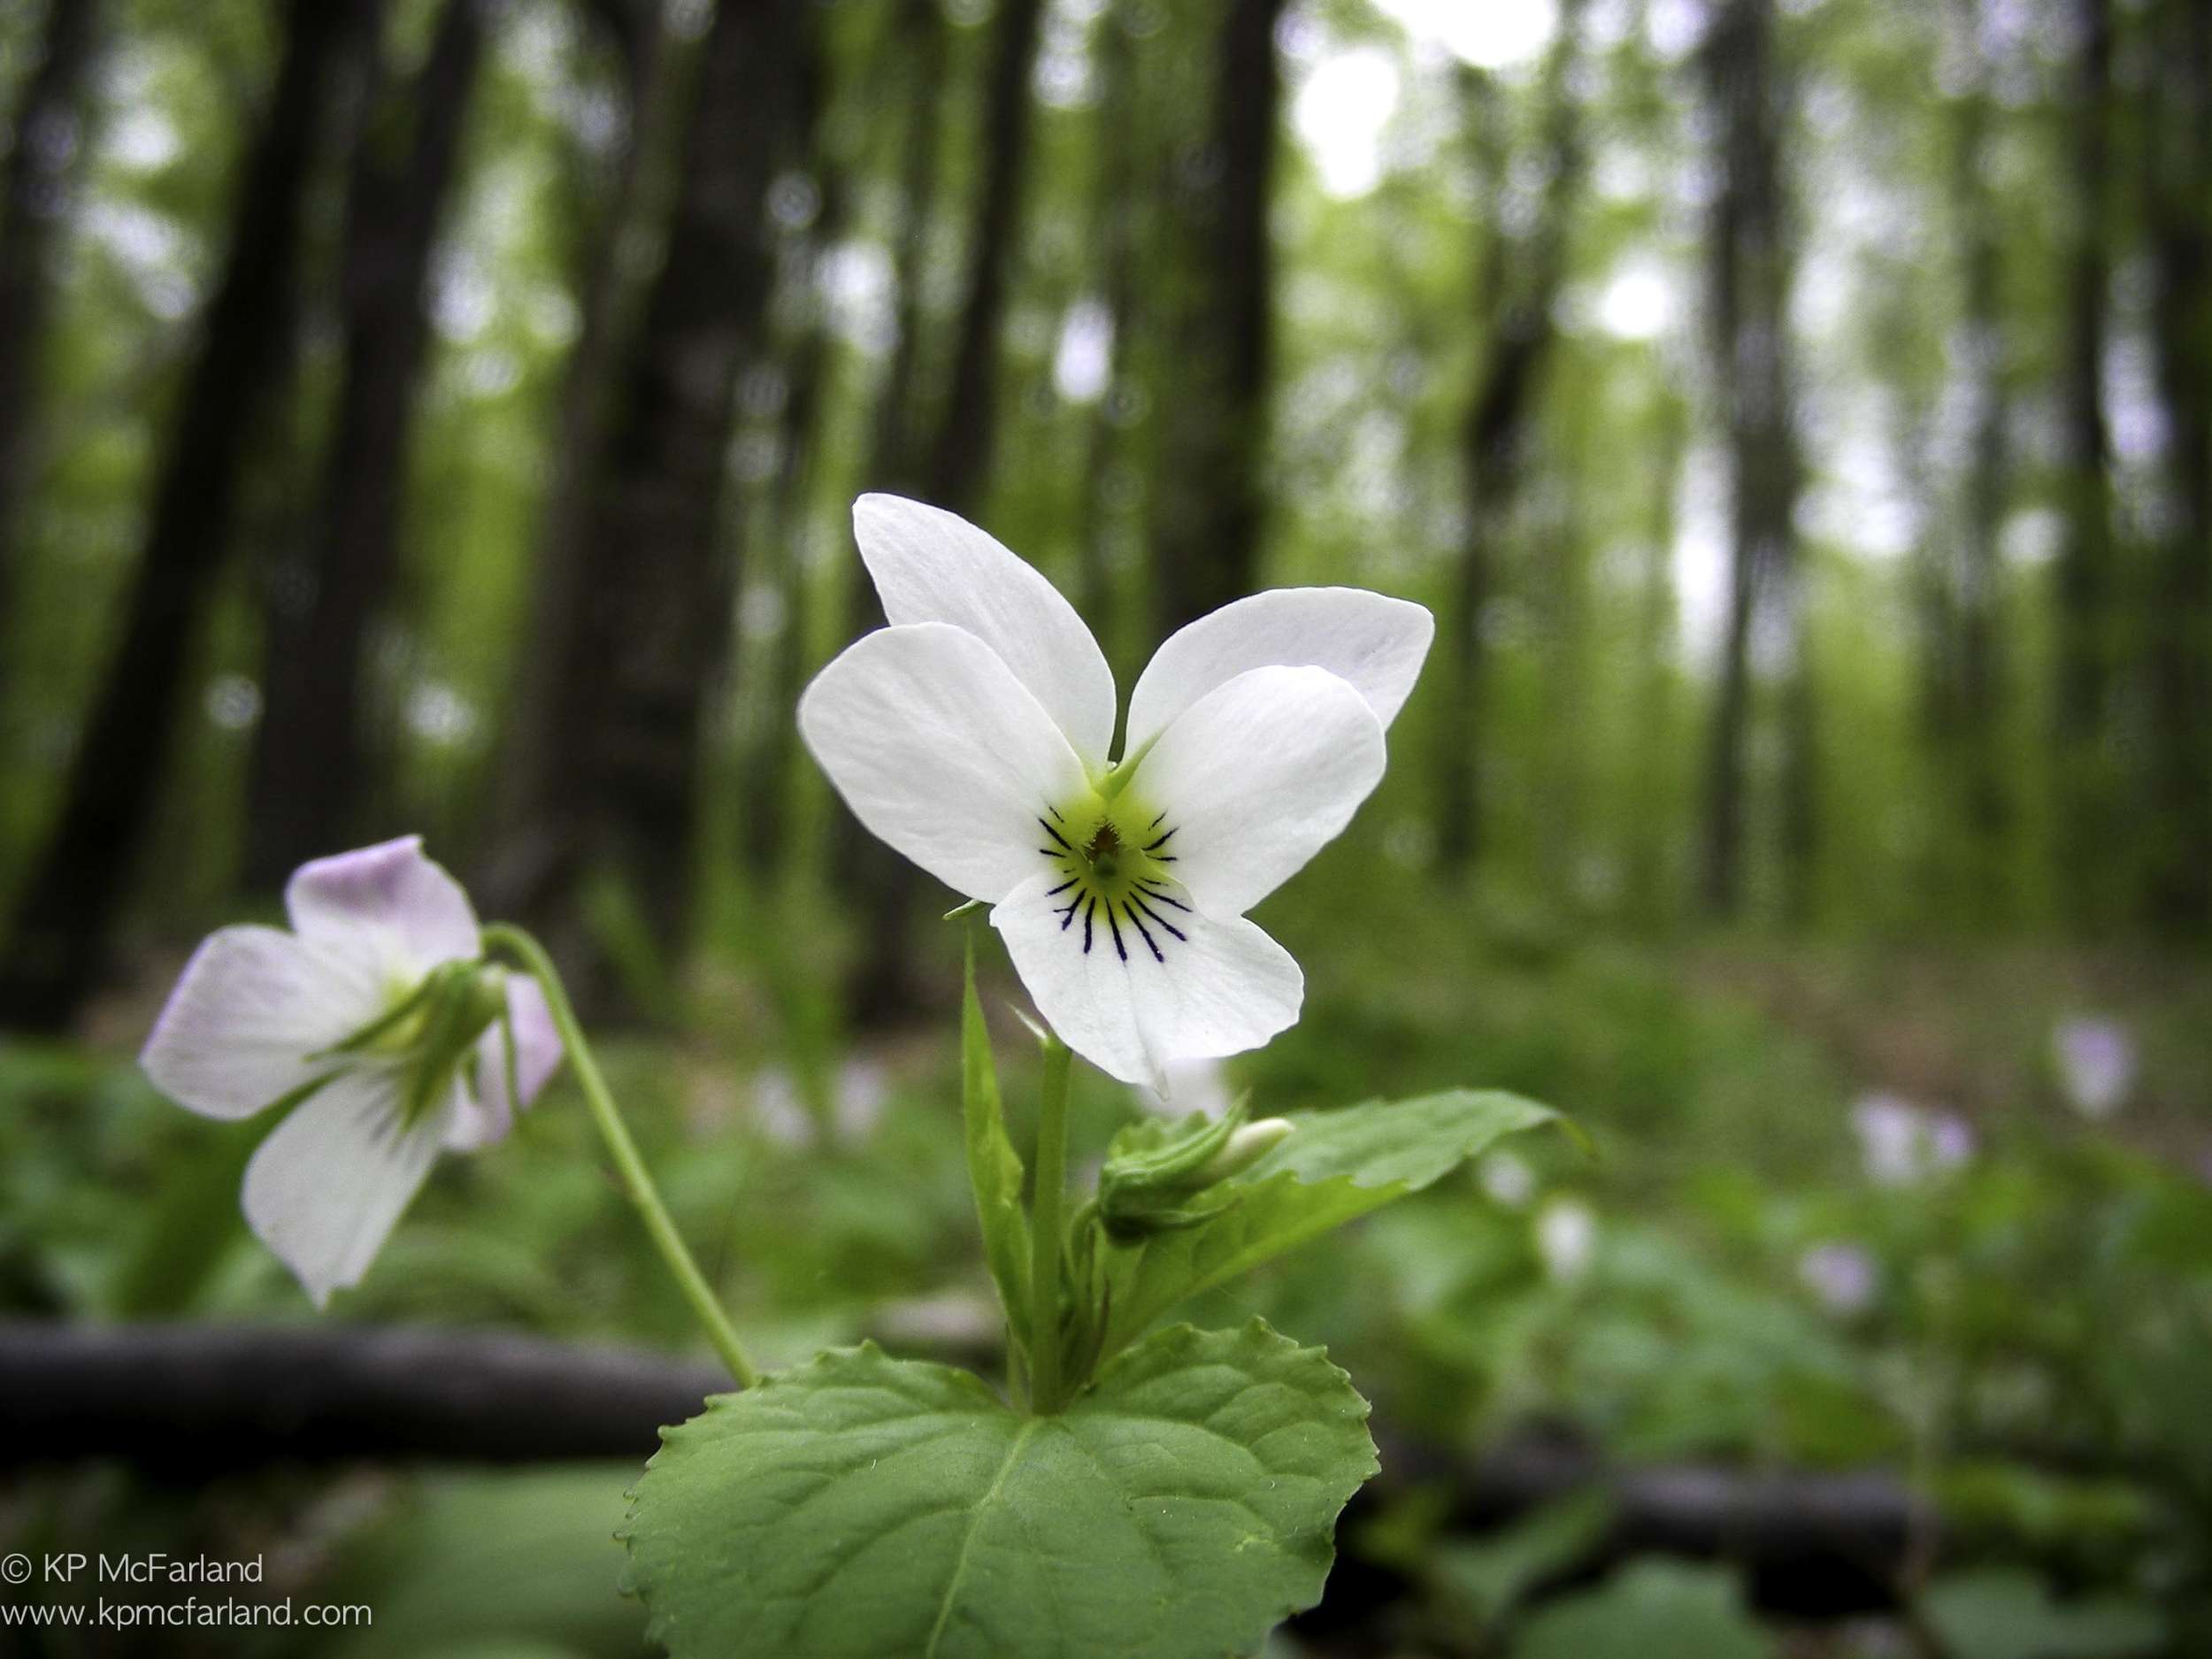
[1037,789,1191,964]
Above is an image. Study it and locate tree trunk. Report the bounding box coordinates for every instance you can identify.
[1148,0,1288,639]
[480,0,680,916]
[0,0,377,1033]
[0,0,104,703]
[244,0,489,888]
[1434,7,1590,874]
[2053,0,2114,924]
[922,0,1046,519]
[1947,10,2011,925]
[2144,0,2212,933]
[1073,0,1141,654]
[545,0,803,979]
[1695,0,1804,921]
[841,0,1045,1025]
[738,17,854,877]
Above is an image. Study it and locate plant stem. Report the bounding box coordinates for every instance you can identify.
[481,922,759,1388]
[1025,1033,1074,1414]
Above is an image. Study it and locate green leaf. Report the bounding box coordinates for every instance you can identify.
[1510,1562,1773,1659]
[962,934,1029,1340]
[623,1320,1378,1659]
[1098,1088,1561,1360]
[1429,1490,1614,1632]
[1921,1567,2164,1659]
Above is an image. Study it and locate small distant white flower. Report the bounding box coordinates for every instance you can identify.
[1800,1242,1878,1315]
[1480,1148,1536,1209]
[1536,1198,1597,1281]
[749,1067,817,1148]
[140,838,560,1306]
[2053,1016,2136,1121]
[801,495,1432,1089]
[834,1056,891,1142]
[1852,1093,1972,1187]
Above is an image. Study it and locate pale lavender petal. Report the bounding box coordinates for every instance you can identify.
[2054,1016,2136,1120]
[285,836,480,972]
[141,925,390,1120]
[242,1065,448,1307]
[445,973,563,1151]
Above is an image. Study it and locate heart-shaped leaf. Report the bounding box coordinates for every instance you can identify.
[622,1319,1377,1659]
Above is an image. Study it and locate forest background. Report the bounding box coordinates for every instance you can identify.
[2,0,2210,1655]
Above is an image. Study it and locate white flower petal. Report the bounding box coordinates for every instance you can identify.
[445,974,563,1151]
[140,926,392,1120]
[285,835,481,971]
[241,1067,449,1307]
[799,621,1091,902]
[1124,587,1433,757]
[1132,664,1386,917]
[990,872,1302,1089]
[853,494,1117,761]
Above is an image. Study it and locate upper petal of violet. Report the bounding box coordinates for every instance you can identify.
[853,494,1118,764]
[1123,587,1433,760]
[285,834,482,972]
[799,621,1092,903]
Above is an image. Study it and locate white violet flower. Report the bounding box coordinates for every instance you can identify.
[2052,1015,2136,1121]
[800,495,1432,1089]
[140,837,561,1306]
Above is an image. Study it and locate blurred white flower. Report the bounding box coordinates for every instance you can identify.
[1852,1093,1972,1187]
[1479,1148,1536,1209]
[1800,1242,1878,1315]
[833,1056,890,1142]
[2053,1016,2136,1121]
[749,1066,816,1148]
[1536,1199,1596,1281]
[140,838,560,1306]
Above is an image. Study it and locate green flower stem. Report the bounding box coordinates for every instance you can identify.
[1026,1033,1075,1414]
[481,923,759,1388]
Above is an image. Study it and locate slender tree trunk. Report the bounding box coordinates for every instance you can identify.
[1696,0,1803,920]
[2054,0,2114,924]
[0,0,104,699]
[843,0,1048,1024]
[923,0,1046,518]
[1948,12,2011,923]
[244,0,489,887]
[1073,0,1140,651]
[739,18,853,876]
[1148,0,1289,639]
[1434,5,1590,874]
[1628,396,1689,924]
[858,0,950,508]
[829,0,948,1022]
[0,0,376,1032]
[481,0,679,914]
[2144,0,2212,932]
[547,0,803,977]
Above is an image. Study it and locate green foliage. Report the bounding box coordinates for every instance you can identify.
[1509,1562,1774,1659]
[1092,1088,1563,1362]
[1920,1568,2165,1659]
[622,1321,1376,1659]
[961,933,1030,1341]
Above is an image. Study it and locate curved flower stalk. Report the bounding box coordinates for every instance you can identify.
[141,837,561,1306]
[801,494,1432,1089]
